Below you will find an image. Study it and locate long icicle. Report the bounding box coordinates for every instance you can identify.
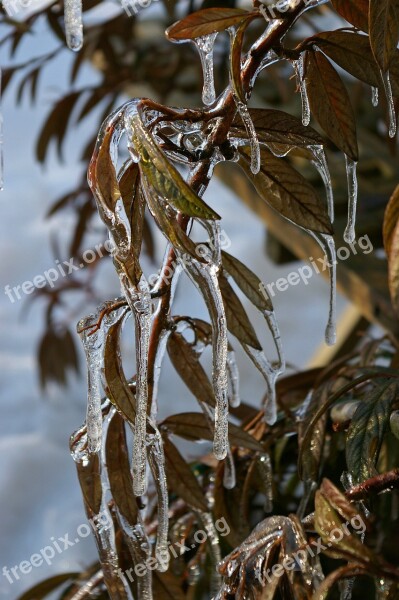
[310,145,334,222]
[226,348,240,408]
[309,232,337,346]
[343,156,358,245]
[64,0,83,51]
[193,33,218,106]
[147,427,170,572]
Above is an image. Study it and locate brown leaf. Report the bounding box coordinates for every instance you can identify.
[229,17,253,103]
[162,434,208,511]
[167,331,216,407]
[16,573,81,600]
[330,0,369,32]
[153,569,186,600]
[221,250,273,311]
[166,8,254,40]
[239,146,333,234]
[161,412,264,451]
[369,0,399,71]
[383,184,399,255]
[75,453,103,517]
[312,565,368,600]
[231,108,324,147]
[312,31,382,89]
[305,50,359,161]
[218,273,262,349]
[105,411,138,525]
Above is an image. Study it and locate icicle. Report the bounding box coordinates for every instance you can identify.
[129,278,152,497]
[264,309,285,374]
[233,98,261,174]
[310,145,334,222]
[294,54,311,127]
[257,453,273,512]
[223,450,236,489]
[180,256,229,460]
[309,232,337,345]
[64,0,83,52]
[226,349,240,408]
[0,69,3,191]
[147,428,169,572]
[381,71,397,138]
[198,512,222,596]
[242,346,278,424]
[193,33,218,106]
[372,86,379,108]
[343,156,358,245]
[77,314,105,454]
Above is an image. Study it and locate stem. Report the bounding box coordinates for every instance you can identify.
[146,1,310,411]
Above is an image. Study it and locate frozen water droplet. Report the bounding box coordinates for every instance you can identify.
[343,156,358,244]
[372,86,379,108]
[234,98,260,174]
[64,0,83,51]
[223,450,236,489]
[294,54,311,127]
[193,33,217,106]
[381,70,397,138]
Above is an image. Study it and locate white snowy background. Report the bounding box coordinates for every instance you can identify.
[0,4,347,599]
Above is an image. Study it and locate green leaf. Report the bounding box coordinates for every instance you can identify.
[130,115,220,221]
[166,8,254,40]
[161,412,264,451]
[218,273,262,349]
[330,0,369,32]
[305,50,359,161]
[239,146,333,234]
[369,0,399,71]
[346,380,397,483]
[162,434,208,511]
[105,410,138,525]
[167,331,216,407]
[221,250,273,311]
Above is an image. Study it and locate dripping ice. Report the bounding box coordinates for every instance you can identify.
[381,70,397,138]
[194,33,217,106]
[294,53,311,127]
[343,156,358,245]
[64,0,83,51]
[234,98,261,174]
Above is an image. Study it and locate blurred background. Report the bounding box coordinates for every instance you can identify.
[0,0,394,596]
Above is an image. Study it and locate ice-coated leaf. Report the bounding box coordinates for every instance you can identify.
[346,380,397,483]
[167,331,216,407]
[218,273,262,350]
[129,114,220,220]
[221,250,273,311]
[103,311,137,426]
[229,19,252,103]
[383,184,399,256]
[298,388,328,484]
[16,573,81,600]
[369,0,399,72]
[166,8,254,41]
[319,478,361,523]
[239,147,333,234]
[74,451,103,516]
[161,412,264,451]
[312,31,383,90]
[305,50,359,161]
[162,434,208,511]
[315,491,373,563]
[330,0,369,32]
[312,565,368,600]
[105,410,138,526]
[231,108,324,147]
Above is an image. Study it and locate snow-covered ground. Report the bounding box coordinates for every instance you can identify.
[0,14,347,600]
